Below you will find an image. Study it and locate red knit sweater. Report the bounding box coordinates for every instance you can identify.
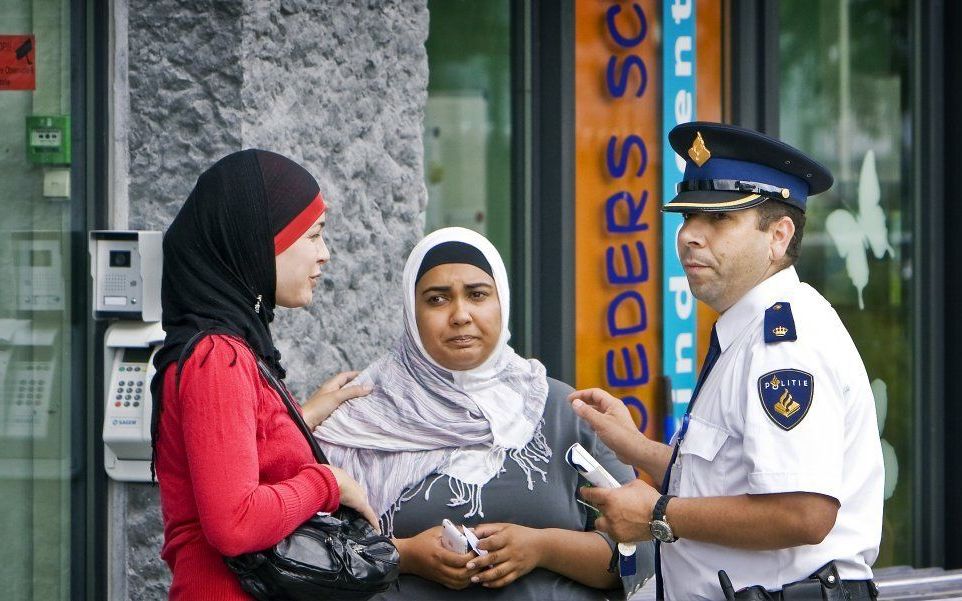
[156,335,340,600]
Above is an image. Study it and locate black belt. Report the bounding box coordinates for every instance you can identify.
[768,579,877,600]
[720,561,879,601]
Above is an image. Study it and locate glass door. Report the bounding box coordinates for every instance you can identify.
[423,0,528,347]
[0,0,86,597]
[778,0,914,566]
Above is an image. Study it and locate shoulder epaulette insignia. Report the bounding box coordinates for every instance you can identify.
[764,302,797,343]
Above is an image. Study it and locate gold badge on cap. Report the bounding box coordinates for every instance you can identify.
[688,132,711,167]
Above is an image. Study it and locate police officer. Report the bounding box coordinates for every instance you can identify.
[569,122,883,600]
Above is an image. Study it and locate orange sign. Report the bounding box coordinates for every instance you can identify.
[0,35,36,91]
[695,2,723,364]
[574,1,662,437]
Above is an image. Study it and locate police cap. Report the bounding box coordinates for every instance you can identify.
[664,121,833,213]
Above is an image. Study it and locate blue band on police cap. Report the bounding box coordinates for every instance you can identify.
[683,157,810,204]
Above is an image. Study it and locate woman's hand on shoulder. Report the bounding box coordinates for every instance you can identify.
[302,371,372,429]
[468,523,546,588]
[323,465,380,531]
[396,526,481,589]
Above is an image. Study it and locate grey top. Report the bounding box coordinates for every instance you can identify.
[372,378,653,601]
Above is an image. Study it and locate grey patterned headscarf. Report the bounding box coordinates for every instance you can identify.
[313,228,550,528]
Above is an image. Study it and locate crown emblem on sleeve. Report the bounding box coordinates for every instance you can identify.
[688,132,711,167]
[772,326,789,337]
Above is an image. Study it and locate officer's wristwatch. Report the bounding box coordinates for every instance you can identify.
[649,494,678,543]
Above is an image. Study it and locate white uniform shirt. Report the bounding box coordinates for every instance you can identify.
[661,266,884,600]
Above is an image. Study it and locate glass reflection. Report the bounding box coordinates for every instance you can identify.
[779,0,912,566]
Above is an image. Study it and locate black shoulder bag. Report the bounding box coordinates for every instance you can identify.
[223,361,400,601]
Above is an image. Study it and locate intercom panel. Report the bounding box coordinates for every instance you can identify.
[89,231,162,321]
[103,345,153,459]
[4,345,56,439]
[13,231,65,312]
[102,320,165,482]
[2,324,58,440]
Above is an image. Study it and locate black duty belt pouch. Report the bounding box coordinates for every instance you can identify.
[720,561,878,601]
[222,361,400,601]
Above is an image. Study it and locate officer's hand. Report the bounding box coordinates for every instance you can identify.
[568,388,646,464]
[580,479,659,543]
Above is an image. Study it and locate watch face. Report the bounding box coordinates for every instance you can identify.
[650,520,676,543]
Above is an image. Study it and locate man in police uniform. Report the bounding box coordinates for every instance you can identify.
[570,122,884,600]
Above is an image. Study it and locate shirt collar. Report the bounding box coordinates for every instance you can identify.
[715,266,800,352]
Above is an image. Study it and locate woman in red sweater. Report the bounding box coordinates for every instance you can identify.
[151,149,377,600]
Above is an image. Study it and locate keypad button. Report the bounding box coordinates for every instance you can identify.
[133,402,140,407]
[125,395,131,400]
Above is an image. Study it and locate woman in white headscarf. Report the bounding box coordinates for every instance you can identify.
[315,227,652,600]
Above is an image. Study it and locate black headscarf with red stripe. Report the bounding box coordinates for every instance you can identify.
[149,149,323,475]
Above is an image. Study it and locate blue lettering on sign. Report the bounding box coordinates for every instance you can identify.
[607,290,647,337]
[605,3,647,48]
[606,55,648,98]
[606,242,649,285]
[598,1,653,436]
[660,0,698,442]
[606,135,648,179]
[605,191,649,233]
[606,344,650,387]
[622,396,649,433]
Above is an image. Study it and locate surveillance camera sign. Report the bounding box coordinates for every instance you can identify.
[0,35,36,91]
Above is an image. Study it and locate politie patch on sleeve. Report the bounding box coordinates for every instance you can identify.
[757,369,814,430]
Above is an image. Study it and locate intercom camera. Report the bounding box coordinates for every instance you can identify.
[89,230,162,322]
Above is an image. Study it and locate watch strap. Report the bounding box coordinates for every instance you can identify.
[653,494,675,522]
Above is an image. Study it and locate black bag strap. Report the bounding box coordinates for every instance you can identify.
[171,330,330,466]
[255,360,330,466]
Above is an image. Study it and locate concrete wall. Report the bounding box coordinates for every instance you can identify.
[115,0,428,597]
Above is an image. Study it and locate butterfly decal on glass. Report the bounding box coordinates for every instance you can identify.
[824,150,894,309]
[872,378,898,500]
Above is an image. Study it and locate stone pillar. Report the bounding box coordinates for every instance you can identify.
[116,1,428,596]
